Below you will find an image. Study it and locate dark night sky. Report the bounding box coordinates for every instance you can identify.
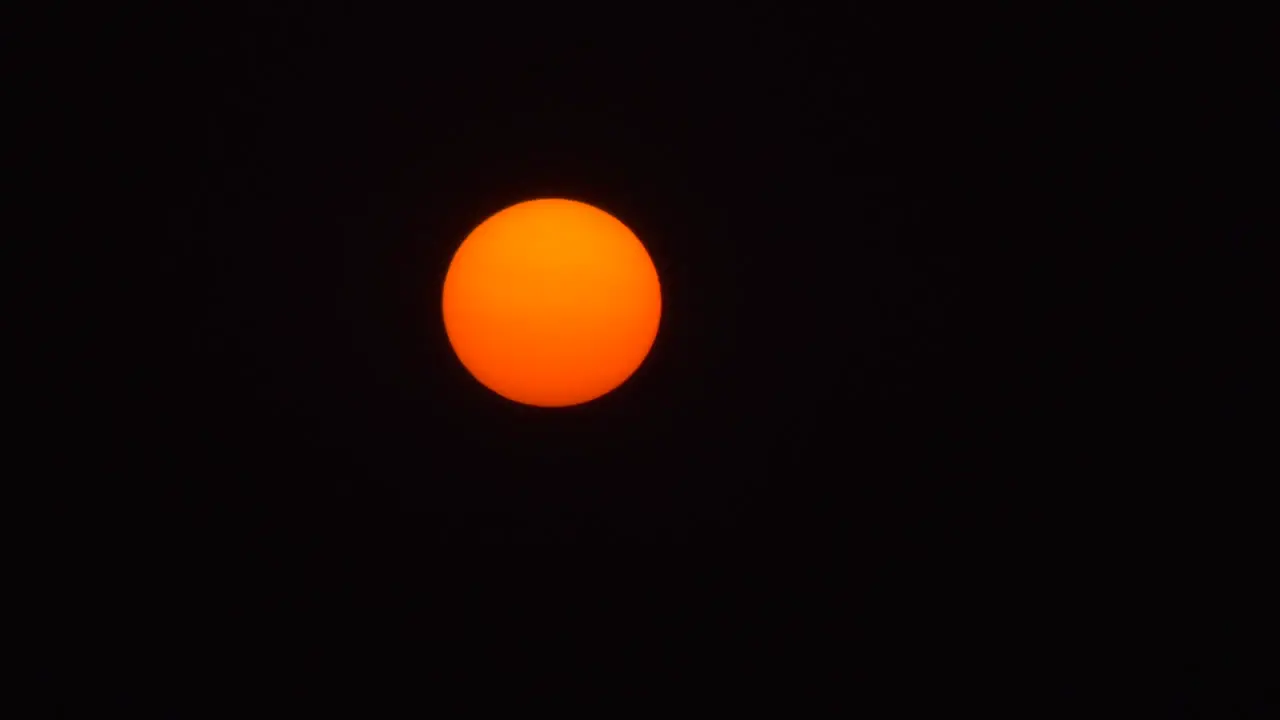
[46,4,1257,710]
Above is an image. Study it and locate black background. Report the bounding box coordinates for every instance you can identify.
[45,4,1262,711]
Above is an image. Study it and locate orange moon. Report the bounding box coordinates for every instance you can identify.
[442,198,662,407]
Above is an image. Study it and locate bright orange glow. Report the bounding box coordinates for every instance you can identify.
[442,198,662,407]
